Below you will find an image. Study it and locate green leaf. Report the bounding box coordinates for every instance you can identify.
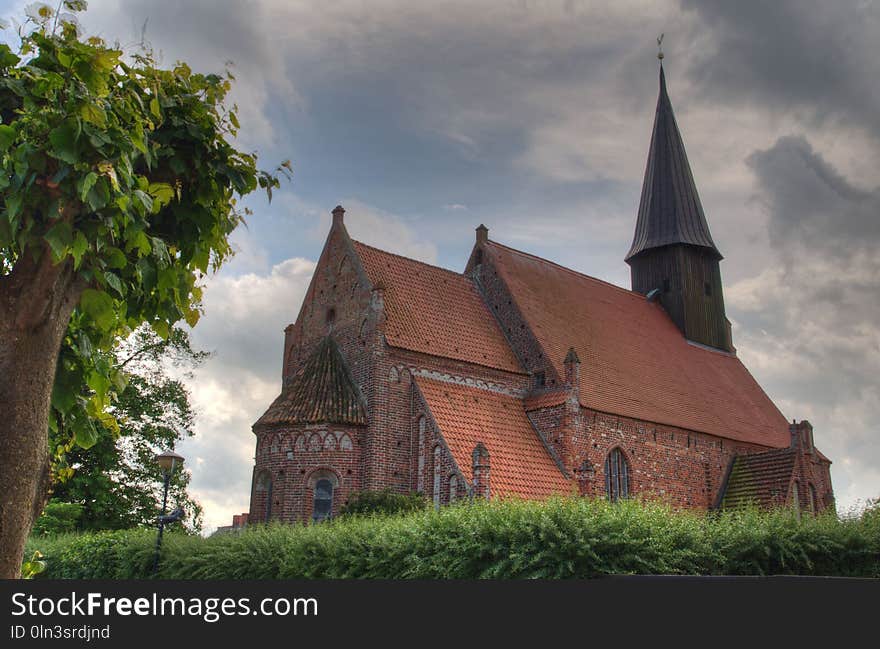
[0,44,20,69]
[184,307,201,328]
[132,189,153,214]
[103,271,123,296]
[85,176,110,211]
[48,118,81,164]
[70,231,88,268]
[45,221,73,261]
[151,320,170,339]
[80,102,107,127]
[0,124,15,151]
[130,123,147,155]
[92,49,121,73]
[73,418,99,449]
[148,182,175,208]
[5,193,23,220]
[126,230,151,256]
[86,369,110,396]
[149,96,161,119]
[151,237,171,267]
[80,288,116,331]
[79,171,98,201]
[105,246,127,269]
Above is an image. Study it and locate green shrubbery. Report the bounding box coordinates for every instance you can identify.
[25,497,880,579]
[31,502,84,536]
[338,488,428,518]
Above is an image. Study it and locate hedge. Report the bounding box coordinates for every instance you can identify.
[24,497,880,579]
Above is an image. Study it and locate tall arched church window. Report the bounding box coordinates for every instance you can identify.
[313,478,334,522]
[433,446,442,509]
[791,480,800,515]
[604,448,629,502]
[808,483,818,514]
[417,417,426,493]
[449,474,458,503]
[255,470,273,522]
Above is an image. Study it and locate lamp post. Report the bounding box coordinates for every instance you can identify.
[152,450,184,577]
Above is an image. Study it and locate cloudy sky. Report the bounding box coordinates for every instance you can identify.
[4,0,878,531]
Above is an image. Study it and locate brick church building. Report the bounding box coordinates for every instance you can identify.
[245,66,834,524]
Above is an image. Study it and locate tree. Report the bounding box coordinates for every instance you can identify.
[43,325,205,533]
[0,3,289,577]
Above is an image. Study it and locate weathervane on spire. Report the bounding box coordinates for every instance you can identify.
[657,33,665,61]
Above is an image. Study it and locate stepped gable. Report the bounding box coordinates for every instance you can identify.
[255,335,367,429]
[484,240,790,447]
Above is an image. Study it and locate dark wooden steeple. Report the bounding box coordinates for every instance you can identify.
[626,64,732,352]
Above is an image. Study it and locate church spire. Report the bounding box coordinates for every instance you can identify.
[625,63,720,262]
[626,60,732,352]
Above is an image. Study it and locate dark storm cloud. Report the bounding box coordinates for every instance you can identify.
[729,135,880,502]
[747,136,879,260]
[682,0,880,134]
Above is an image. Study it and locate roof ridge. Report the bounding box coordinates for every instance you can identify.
[352,239,467,282]
[486,240,644,301]
[738,447,794,460]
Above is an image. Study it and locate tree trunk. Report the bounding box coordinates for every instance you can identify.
[0,246,83,578]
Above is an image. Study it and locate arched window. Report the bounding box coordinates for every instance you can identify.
[449,474,458,503]
[790,480,800,515]
[313,479,334,522]
[308,470,339,523]
[604,448,629,502]
[416,417,426,493]
[433,446,442,509]
[808,484,818,514]
[255,470,273,522]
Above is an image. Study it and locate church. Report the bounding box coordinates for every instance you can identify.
[245,66,834,524]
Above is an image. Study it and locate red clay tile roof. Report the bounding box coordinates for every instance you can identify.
[719,449,796,509]
[485,241,790,447]
[415,377,572,498]
[255,336,367,429]
[523,390,570,411]
[353,241,523,373]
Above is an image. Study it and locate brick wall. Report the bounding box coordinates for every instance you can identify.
[249,424,363,523]
[789,421,834,513]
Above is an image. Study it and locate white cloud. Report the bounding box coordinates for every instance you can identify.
[176,256,316,532]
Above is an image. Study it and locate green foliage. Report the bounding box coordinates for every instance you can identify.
[31,501,83,535]
[21,550,46,579]
[25,498,880,579]
[338,488,428,518]
[0,3,290,468]
[44,325,204,532]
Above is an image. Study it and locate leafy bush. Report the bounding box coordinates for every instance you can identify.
[24,497,880,579]
[338,489,428,518]
[32,501,83,536]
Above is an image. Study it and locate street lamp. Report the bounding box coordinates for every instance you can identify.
[152,450,185,576]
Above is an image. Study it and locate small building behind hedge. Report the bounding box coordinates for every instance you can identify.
[243,66,834,525]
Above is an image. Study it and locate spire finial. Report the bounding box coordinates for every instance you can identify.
[657,33,664,62]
